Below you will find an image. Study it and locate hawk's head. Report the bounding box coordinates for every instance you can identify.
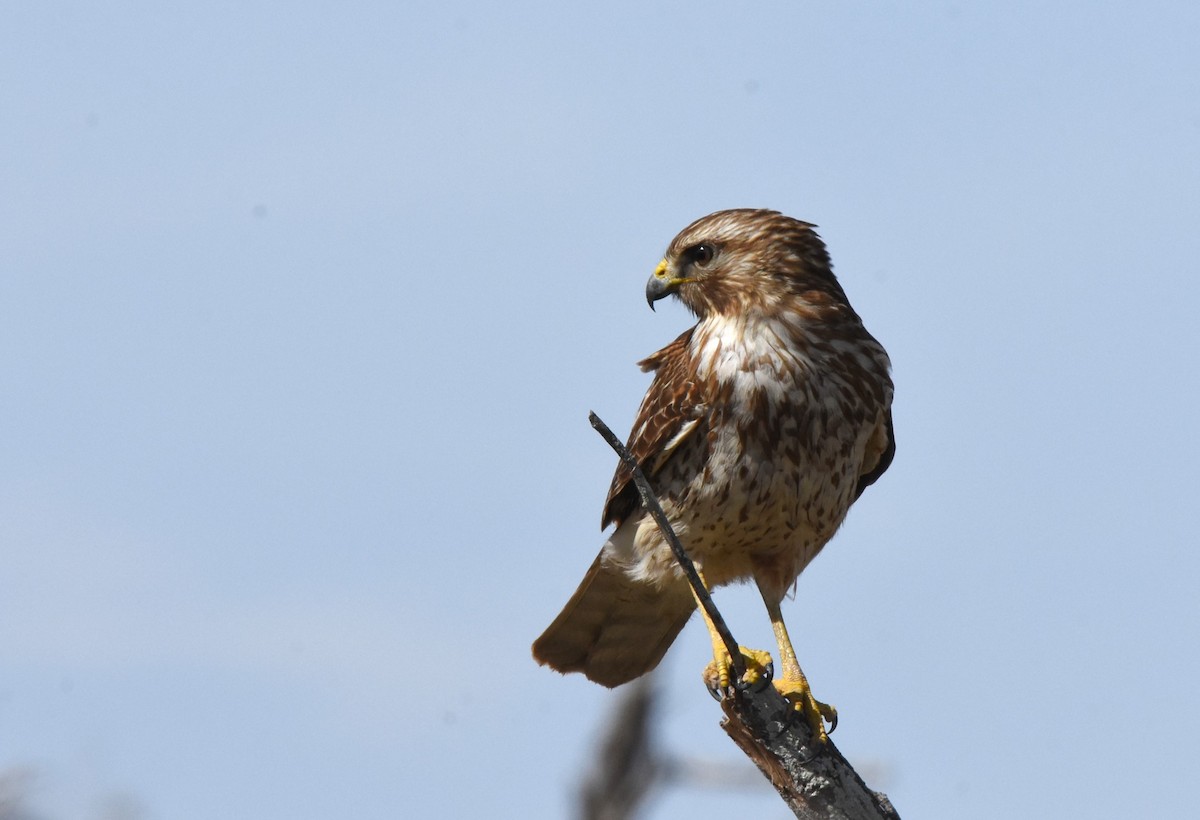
[646,209,849,318]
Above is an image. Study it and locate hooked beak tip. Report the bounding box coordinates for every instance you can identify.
[646,261,672,308]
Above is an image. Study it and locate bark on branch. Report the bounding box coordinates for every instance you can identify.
[589,411,900,820]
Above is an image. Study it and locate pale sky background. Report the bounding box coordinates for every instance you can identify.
[3,2,1199,818]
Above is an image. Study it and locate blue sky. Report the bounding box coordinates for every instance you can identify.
[3,1,1199,817]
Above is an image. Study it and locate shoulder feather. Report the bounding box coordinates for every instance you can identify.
[601,328,707,528]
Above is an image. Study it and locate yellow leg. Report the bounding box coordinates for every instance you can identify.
[692,569,772,691]
[760,591,837,742]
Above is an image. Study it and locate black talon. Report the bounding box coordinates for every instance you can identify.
[706,680,724,702]
[796,744,823,764]
[762,660,774,681]
[827,712,838,734]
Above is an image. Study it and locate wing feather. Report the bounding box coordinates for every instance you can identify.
[601,328,707,529]
[854,408,895,499]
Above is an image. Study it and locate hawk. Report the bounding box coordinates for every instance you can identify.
[532,209,894,738]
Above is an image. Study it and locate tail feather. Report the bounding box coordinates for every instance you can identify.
[532,552,695,688]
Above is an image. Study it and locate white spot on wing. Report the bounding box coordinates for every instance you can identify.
[651,418,699,473]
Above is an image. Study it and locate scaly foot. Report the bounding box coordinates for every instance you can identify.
[702,645,774,697]
[774,675,838,742]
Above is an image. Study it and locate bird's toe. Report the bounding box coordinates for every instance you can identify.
[702,645,774,699]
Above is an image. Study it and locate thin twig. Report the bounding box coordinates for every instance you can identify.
[588,410,745,679]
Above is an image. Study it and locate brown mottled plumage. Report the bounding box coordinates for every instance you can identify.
[533,210,893,726]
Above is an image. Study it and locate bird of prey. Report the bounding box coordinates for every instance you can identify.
[532,209,894,739]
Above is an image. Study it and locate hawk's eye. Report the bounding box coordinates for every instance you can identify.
[688,243,716,268]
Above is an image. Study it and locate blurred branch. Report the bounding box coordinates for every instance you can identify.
[589,412,901,820]
[578,676,662,820]
[0,767,44,820]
